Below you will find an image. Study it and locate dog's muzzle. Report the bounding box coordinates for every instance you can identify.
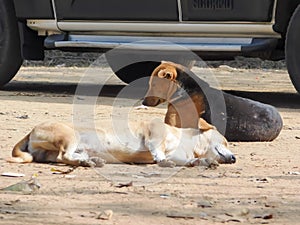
[227,155,236,164]
[215,145,236,164]
[142,96,164,106]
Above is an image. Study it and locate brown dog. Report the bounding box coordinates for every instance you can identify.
[143,61,208,129]
[142,61,283,141]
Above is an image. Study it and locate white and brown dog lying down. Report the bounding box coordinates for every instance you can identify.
[7,119,236,168]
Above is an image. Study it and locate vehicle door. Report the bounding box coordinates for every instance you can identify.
[54,0,178,22]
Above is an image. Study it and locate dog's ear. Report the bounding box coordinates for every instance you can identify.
[157,69,176,80]
[198,118,214,131]
[156,63,177,81]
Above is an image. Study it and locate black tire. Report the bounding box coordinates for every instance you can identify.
[114,61,160,84]
[286,4,300,94]
[0,0,23,87]
[106,48,197,84]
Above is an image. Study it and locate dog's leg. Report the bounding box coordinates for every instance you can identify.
[57,142,93,167]
[60,145,105,167]
[188,158,219,168]
[145,140,175,167]
[143,121,176,168]
[88,157,106,167]
[57,149,63,162]
[60,153,96,167]
[157,159,176,167]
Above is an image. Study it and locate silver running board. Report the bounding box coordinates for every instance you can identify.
[45,34,276,52]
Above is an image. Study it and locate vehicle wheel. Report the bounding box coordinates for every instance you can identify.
[0,0,23,87]
[114,61,160,84]
[106,48,197,84]
[286,4,300,94]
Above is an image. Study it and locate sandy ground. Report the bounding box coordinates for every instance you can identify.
[0,57,300,225]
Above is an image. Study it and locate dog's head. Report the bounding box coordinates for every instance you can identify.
[142,61,183,106]
[197,118,236,164]
[142,61,208,106]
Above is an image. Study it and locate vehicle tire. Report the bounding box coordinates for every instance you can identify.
[114,60,194,84]
[0,0,23,87]
[286,4,300,94]
[106,48,197,84]
[114,61,160,84]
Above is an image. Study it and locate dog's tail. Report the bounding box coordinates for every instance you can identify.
[7,133,33,163]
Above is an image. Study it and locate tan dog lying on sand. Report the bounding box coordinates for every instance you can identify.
[7,119,236,167]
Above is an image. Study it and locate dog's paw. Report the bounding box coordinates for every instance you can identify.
[90,157,106,167]
[80,160,96,167]
[197,158,219,169]
[188,158,202,167]
[158,159,176,168]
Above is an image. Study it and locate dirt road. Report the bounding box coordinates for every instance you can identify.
[0,56,299,225]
